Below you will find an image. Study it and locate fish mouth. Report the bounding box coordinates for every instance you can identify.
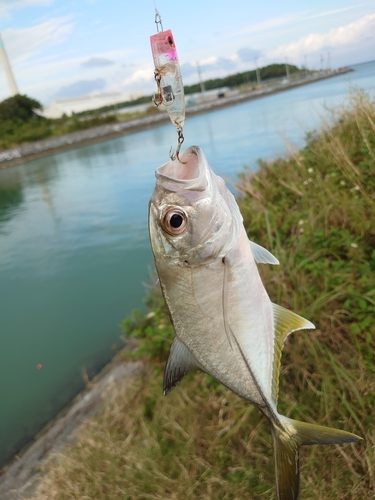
[155,146,209,193]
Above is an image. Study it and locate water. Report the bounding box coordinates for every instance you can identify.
[0,61,374,467]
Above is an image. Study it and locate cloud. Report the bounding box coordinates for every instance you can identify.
[240,12,306,35]
[122,67,154,87]
[308,5,366,20]
[53,79,106,99]
[268,13,375,61]
[237,48,262,63]
[81,57,115,68]
[0,0,54,16]
[180,62,198,79]
[1,17,74,63]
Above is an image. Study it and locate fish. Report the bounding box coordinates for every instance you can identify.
[148,145,361,500]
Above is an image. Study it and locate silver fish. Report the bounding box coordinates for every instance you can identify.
[149,146,361,500]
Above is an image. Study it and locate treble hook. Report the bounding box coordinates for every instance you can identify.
[152,70,163,106]
[170,129,186,163]
[152,68,175,107]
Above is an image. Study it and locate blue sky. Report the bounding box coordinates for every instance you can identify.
[0,0,374,104]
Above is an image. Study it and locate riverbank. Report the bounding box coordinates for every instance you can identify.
[1,90,373,500]
[0,348,144,500]
[0,68,352,169]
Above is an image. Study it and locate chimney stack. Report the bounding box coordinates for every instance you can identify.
[0,33,19,96]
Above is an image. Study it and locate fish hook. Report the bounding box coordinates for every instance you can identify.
[152,69,175,107]
[152,70,163,106]
[170,129,186,163]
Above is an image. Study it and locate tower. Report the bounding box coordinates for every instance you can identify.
[0,33,19,96]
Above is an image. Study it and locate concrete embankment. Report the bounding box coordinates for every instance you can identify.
[0,68,352,169]
[0,355,144,500]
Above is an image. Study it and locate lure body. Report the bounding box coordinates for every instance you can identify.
[150,29,185,131]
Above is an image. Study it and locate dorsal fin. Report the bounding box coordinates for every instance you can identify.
[249,240,279,265]
[163,337,204,395]
[272,304,315,403]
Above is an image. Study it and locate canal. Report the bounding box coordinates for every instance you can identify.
[0,60,374,467]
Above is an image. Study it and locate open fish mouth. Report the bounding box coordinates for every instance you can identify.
[155,146,210,194]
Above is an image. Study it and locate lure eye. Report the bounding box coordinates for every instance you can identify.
[168,36,174,46]
[162,208,187,236]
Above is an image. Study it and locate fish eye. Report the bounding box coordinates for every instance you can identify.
[162,207,187,236]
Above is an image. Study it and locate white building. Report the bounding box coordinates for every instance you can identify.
[41,92,142,119]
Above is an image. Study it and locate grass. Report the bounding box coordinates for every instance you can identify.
[26,92,375,499]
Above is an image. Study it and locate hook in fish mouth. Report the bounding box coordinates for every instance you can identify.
[170,129,186,164]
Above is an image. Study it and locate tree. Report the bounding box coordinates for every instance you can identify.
[0,94,43,123]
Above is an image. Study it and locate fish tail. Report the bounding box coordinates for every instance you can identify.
[271,416,362,500]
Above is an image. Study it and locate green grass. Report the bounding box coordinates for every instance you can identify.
[27,92,375,499]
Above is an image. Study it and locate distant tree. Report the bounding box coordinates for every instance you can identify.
[0,94,43,123]
[183,63,301,94]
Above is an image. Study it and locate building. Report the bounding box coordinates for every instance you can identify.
[41,92,142,119]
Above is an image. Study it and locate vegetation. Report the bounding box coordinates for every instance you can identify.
[0,94,50,147]
[24,91,375,499]
[0,93,160,151]
[184,63,301,94]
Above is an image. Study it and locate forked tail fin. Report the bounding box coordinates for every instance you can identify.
[271,416,362,500]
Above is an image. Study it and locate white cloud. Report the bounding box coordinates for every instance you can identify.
[1,17,74,63]
[0,0,54,16]
[240,12,307,35]
[122,67,154,87]
[308,5,366,20]
[267,13,375,61]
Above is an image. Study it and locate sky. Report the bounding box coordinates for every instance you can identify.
[0,0,374,105]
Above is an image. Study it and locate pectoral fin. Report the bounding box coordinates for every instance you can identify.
[272,304,315,403]
[163,337,204,395]
[249,240,279,265]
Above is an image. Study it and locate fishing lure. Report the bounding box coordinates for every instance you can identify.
[150,10,185,162]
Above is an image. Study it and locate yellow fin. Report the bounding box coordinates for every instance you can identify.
[271,417,361,500]
[272,303,315,403]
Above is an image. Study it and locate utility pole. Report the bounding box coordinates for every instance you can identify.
[304,54,308,78]
[320,54,324,71]
[196,61,205,95]
[254,57,261,85]
[0,33,19,96]
[327,51,331,71]
[285,57,290,80]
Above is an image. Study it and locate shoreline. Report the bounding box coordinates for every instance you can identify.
[0,350,144,500]
[0,68,352,169]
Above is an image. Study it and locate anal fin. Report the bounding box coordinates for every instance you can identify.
[272,304,315,403]
[163,337,204,395]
